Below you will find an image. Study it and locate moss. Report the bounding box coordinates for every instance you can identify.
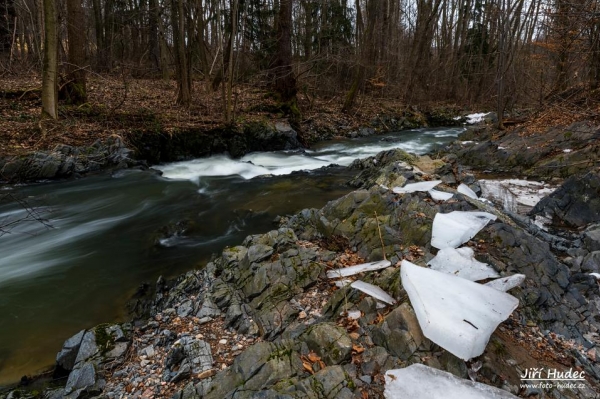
[489,338,507,357]
[94,324,116,355]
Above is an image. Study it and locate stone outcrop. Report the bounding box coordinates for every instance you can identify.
[450,121,600,178]
[529,171,600,228]
[0,136,145,183]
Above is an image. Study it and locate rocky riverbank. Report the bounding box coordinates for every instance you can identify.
[0,108,462,183]
[449,119,600,179]
[4,134,600,398]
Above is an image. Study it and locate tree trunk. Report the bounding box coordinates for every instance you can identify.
[342,0,375,113]
[271,0,297,108]
[149,0,160,72]
[65,0,87,104]
[41,0,58,119]
[172,0,191,105]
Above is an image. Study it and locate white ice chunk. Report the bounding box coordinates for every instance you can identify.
[428,189,454,201]
[327,260,391,278]
[384,364,519,399]
[347,310,362,319]
[350,280,397,305]
[401,260,519,360]
[464,112,491,124]
[393,180,442,194]
[458,183,478,199]
[485,274,526,292]
[431,211,497,249]
[428,247,500,281]
[334,279,353,288]
[563,149,572,153]
[589,273,600,280]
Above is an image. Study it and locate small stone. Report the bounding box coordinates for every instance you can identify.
[349,332,360,340]
[359,375,372,384]
[218,339,227,345]
[298,311,307,319]
[195,334,204,339]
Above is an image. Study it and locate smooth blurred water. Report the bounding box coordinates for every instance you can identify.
[0,127,462,384]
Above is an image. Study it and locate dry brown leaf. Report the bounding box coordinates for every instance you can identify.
[307,351,320,363]
[302,361,314,374]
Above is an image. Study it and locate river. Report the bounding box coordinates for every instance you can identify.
[0,127,463,384]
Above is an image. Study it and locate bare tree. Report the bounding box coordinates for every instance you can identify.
[41,0,58,119]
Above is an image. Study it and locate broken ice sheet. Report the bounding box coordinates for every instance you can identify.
[326,260,391,278]
[392,180,442,194]
[457,183,478,199]
[428,247,500,281]
[334,279,353,288]
[431,211,497,249]
[485,274,526,292]
[428,189,454,201]
[384,364,518,399]
[350,280,397,305]
[401,260,519,360]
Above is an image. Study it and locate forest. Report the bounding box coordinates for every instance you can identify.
[2,0,600,130]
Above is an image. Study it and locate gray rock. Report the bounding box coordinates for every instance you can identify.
[301,323,352,365]
[170,362,192,383]
[371,303,424,360]
[582,251,600,272]
[64,362,103,398]
[74,330,99,365]
[530,171,600,228]
[56,329,86,371]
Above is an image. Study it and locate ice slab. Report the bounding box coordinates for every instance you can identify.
[464,112,491,124]
[428,247,500,281]
[384,364,519,399]
[429,189,454,201]
[589,273,600,280]
[393,180,442,194]
[431,211,497,249]
[458,183,478,199]
[347,310,361,319]
[334,279,353,288]
[485,274,526,292]
[401,260,519,360]
[327,260,391,278]
[351,280,397,305]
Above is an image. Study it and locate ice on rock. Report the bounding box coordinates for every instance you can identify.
[401,260,519,360]
[393,180,442,194]
[334,279,353,288]
[350,280,397,305]
[428,247,500,281]
[428,189,454,201]
[589,273,600,280]
[485,274,526,292]
[384,364,519,399]
[327,260,391,278]
[458,183,479,199]
[431,211,497,249]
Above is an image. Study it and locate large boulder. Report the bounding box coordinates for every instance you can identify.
[530,171,600,228]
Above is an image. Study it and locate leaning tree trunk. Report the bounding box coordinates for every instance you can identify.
[65,0,87,104]
[41,0,58,119]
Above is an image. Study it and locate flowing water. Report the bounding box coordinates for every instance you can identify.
[0,127,462,384]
